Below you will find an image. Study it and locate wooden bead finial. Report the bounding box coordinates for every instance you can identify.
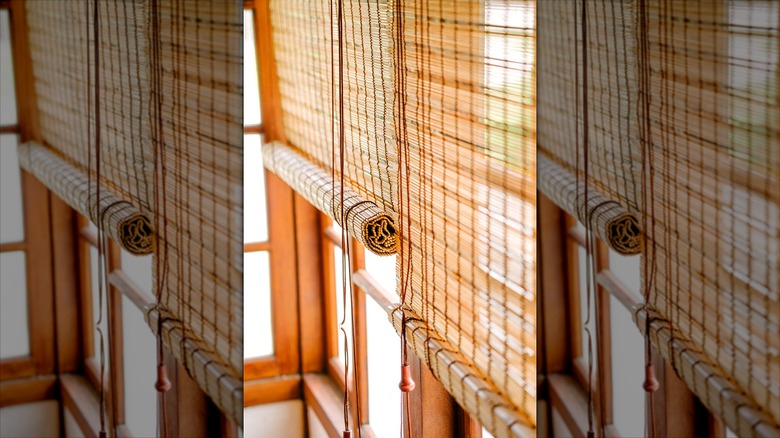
[399,363,415,392]
[643,364,659,392]
[155,364,172,392]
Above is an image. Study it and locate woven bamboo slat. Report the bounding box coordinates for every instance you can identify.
[263,141,398,256]
[537,153,642,255]
[18,142,154,255]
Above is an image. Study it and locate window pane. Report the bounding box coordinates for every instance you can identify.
[1,134,24,243]
[122,296,157,438]
[608,249,641,300]
[244,10,261,126]
[0,251,29,358]
[333,245,353,365]
[610,295,645,438]
[0,11,17,126]
[245,250,273,358]
[120,250,153,300]
[364,252,396,296]
[244,134,268,243]
[366,297,400,438]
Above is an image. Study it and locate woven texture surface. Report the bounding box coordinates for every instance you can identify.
[641,1,779,434]
[149,0,244,425]
[539,1,780,434]
[18,142,153,255]
[263,141,397,255]
[25,0,244,425]
[269,0,398,214]
[392,0,537,434]
[267,0,537,434]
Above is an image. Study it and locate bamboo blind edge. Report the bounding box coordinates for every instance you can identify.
[537,153,643,255]
[262,141,398,255]
[17,141,155,255]
[145,305,243,428]
[635,307,780,438]
[389,307,536,438]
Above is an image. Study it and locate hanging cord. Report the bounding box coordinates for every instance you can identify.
[576,1,603,436]
[86,1,110,436]
[391,0,415,437]
[637,0,659,436]
[149,0,172,436]
[331,0,363,436]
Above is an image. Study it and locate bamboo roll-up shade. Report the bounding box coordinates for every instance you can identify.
[268,0,399,215]
[537,154,642,255]
[537,0,642,213]
[392,0,537,435]
[26,0,154,213]
[540,0,779,434]
[147,0,243,426]
[263,141,397,255]
[640,1,780,434]
[24,0,244,425]
[18,142,153,255]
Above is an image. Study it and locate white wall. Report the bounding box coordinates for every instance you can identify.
[0,400,60,438]
[244,400,305,438]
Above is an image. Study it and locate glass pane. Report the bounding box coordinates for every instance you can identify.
[244,10,261,126]
[610,295,645,438]
[90,246,108,359]
[0,251,29,358]
[121,296,157,438]
[120,250,153,300]
[608,249,641,300]
[0,11,17,126]
[366,297,400,438]
[244,134,268,243]
[0,134,24,243]
[333,245,353,365]
[245,251,273,359]
[364,252,396,296]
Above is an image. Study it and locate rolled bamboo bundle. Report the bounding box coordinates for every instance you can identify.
[537,153,643,255]
[263,141,398,255]
[18,141,154,255]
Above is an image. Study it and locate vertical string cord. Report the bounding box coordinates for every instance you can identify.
[392,0,414,436]
[577,0,597,436]
[150,0,171,435]
[333,0,358,435]
[88,1,110,435]
[637,0,658,436]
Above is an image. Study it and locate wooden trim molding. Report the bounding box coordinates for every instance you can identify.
[0,374,57,407]
[245,374,301,406]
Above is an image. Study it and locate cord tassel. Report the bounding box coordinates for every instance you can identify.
[399,363,415,392]
[643,363,659,392]
[155,364,172,392]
